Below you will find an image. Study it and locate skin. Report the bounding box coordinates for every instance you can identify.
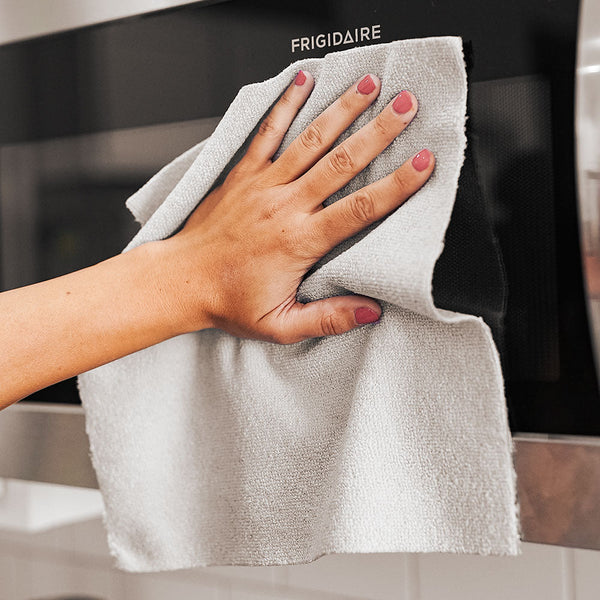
[0,71,434,410]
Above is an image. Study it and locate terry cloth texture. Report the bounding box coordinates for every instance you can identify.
[78,36,520,572]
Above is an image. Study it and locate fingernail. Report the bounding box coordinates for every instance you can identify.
[355,307,380,325]
[392,90,413,114]
[357,74,376,95]
[295,70,307,86]
[412,149,432,172]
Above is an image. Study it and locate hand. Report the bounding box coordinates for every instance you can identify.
[0,71,435,407]
[162,71,435,343]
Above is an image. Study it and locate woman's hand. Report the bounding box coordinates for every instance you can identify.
[0,70,434,408]
[161,71,434,343]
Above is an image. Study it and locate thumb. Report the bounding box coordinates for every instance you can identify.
[276,296,381,343]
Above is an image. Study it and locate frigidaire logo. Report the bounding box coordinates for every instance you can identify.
[291,24,381,53]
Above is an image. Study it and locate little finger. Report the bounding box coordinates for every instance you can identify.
[243,70,315,166]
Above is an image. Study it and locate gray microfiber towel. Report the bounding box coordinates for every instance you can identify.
[78,36,520,572]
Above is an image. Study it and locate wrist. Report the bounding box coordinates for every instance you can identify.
[138,238,214,337]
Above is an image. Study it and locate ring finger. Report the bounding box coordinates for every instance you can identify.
[290,89,418,210]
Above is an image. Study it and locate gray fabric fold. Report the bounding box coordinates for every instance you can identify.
[78,36,520,572]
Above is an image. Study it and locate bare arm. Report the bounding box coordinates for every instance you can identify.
[0,243,189,407]
[0,71,434,410]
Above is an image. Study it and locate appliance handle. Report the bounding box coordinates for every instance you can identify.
[576,0,600,388]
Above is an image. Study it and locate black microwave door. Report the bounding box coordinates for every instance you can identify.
[1,0,598,434]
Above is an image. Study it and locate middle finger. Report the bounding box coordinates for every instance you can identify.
[269,74,382,183]
[290,89,418,210]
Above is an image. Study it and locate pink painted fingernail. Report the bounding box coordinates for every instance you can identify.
[295,70,307,86]
[357,74,376,95]
[392,90,413,114]
[412,149,432,172]
[355,307,380,324]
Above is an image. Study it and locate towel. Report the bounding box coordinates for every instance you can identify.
[78,36,520,572]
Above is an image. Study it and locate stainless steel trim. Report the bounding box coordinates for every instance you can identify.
[514,436,600,551]
[0,403,97,488]
[0,0,215,46]
[576,0,600,388]
[1,405,599,551]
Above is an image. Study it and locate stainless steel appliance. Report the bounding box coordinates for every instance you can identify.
[1,0,599,550]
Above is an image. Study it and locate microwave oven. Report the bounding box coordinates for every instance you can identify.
[1,0,599,550]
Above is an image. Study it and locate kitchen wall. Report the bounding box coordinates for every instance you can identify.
[0,515,598,600]
[0,2,598,599]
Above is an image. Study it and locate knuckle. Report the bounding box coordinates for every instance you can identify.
[348,190,377,224]
[338,93,355,113]
[373,112,392,138]
[278,91,294,107]
[391,167,413,197]
[299,123,324,151]
[258,116,279,138]
[320,313,344,337]
[258,200,281,221]
[229,157,253,178]
[328,145,355,177]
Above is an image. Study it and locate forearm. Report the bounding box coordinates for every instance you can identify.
[0,241,200,409]
[0,71,432,410]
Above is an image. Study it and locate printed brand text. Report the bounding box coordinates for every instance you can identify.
[291,25,381,53]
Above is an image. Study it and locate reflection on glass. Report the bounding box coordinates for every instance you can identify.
[0,117,220,291]
[0,116,220,403]
[577,0,600,388]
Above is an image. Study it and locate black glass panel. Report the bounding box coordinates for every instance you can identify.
[1,0,598,434]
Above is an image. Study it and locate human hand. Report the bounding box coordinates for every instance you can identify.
[0,71,436,406]
[161,71,435,344]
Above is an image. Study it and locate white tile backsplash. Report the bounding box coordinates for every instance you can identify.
[211,564,286,587]
[286,553,407,600]
[121,571,221,600]
[0,554,17,600]
[12,555,113,599]
[417,543,566,600]
[228,591,277,600]
[0,517,597,600]
[573,548,600,600]
[43,518,113,561]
